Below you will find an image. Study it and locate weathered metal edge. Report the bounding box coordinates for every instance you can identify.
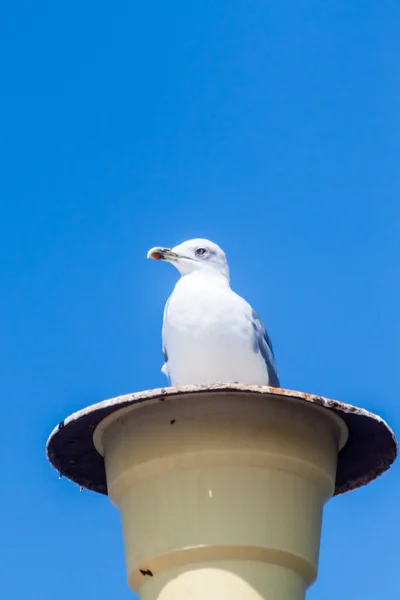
[46,384,398,497]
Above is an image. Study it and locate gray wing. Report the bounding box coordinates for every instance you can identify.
[161,295,170,379]
[251,309,280,387]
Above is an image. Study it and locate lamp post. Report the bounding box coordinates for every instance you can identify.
[47,384,397,600]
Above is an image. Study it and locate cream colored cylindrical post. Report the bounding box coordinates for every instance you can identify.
[94,392,347,600]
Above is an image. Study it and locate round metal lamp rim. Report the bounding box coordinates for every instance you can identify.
[46,384,397,497]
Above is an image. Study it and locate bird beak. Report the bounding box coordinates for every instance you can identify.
[147,247,179,261]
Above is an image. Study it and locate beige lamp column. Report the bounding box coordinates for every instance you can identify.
[47,385,397,600]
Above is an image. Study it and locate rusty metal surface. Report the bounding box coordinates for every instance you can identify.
[46,384,397,496]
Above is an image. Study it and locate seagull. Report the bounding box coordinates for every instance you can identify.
[147,238,280,388]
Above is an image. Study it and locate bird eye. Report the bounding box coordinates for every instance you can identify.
[195,247,207,257]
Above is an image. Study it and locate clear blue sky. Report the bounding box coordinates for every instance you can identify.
[2,1,399,598]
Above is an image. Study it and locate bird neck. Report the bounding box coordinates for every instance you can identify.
[180,268,230,287]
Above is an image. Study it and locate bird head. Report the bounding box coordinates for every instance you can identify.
[147,238,229,279]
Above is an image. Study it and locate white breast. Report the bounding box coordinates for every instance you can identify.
[162,272,270,386]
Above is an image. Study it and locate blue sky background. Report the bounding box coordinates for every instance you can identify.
[1,1,399,598]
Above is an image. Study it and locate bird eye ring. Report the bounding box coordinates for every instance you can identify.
[195,247,207,257]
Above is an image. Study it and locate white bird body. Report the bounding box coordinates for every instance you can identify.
[163,271,271,386]
[148,238,280,388]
